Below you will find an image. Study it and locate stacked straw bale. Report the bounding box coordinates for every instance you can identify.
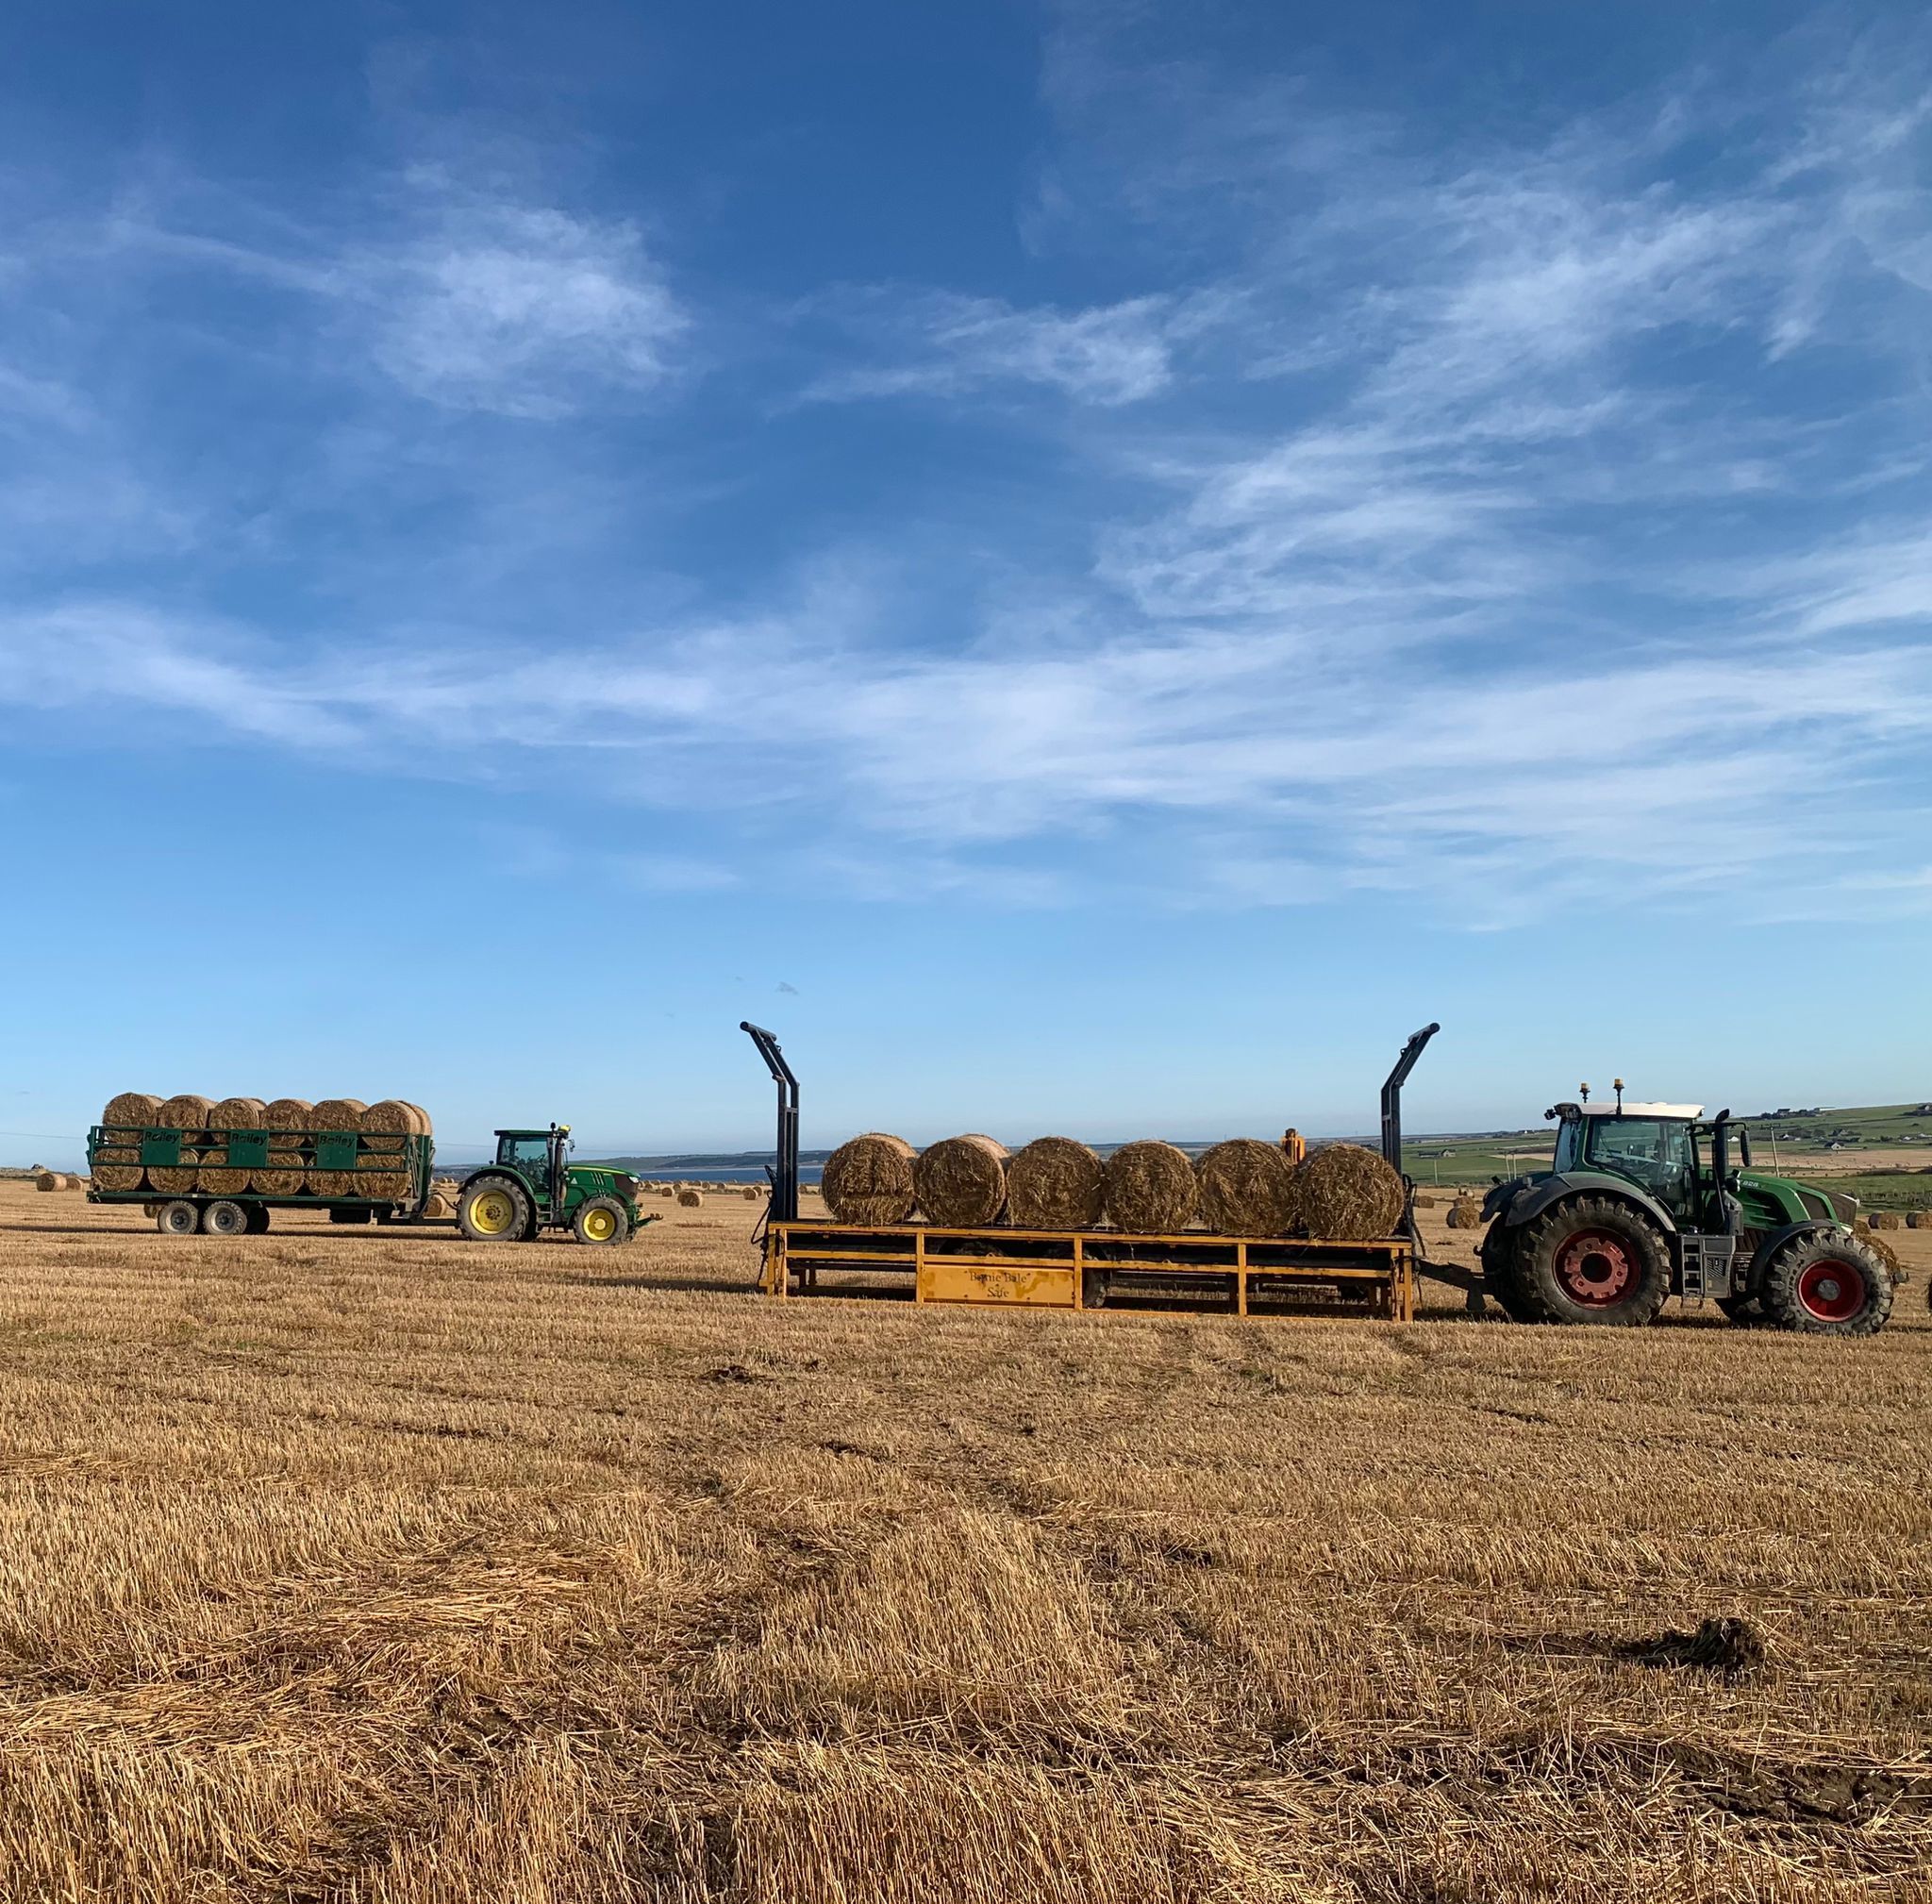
[1299,1143,1406,1241]
[33,1172,72,1192]
[197,1098,266,1194]
[149,1095,213,1195]
[1103,1141,1198,1233]
[1194,1139,1299,1237]
[95,1093,159,1192]
[1445,1194,1483,1231]
[256,1100,313,1195]
[823,1133,917,1226]
[307,1100,369,1197]
[914,1135,1009,1228]
[742,1185,761,1201]
[1007,1137,1104,1230]
[358,1100,425,1201]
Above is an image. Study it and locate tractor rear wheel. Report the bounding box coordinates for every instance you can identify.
[573,1196,628,1245]
[459,1177,531,1244]
[1759,1232,1892,1337]
[1514,1194,1670,1326]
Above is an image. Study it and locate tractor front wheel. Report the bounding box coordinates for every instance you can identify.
[573,1196,628,1245]
[459,1177,531,1244]
[1759,1232,1892,1337]
[1514,1195,1671,1326]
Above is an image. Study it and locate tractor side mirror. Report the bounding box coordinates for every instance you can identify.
[1739,1129,1754,1169]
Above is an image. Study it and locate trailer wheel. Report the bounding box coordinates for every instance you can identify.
[1514,1195,1670,1326]
[157,1201,199,1236]
[459,1177,530,1244]
[244,1204,271,1234]
[1759,1232,1892,1337]
[202,1201,248,1238]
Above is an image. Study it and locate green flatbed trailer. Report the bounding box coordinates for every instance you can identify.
[86,1124,439,1236]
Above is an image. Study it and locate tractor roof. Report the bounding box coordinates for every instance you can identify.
[1576,1102,1704,1120]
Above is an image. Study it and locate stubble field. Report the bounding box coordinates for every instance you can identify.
[1,1180,1928,1903]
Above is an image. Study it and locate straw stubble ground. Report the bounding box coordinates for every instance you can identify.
[0,1181,1928,1902]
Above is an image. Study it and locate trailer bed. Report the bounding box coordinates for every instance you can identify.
[763,1220,1413,1320]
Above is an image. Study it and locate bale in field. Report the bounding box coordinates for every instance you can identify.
[255,1098,313,1195]
[1868,1211,1903,1231]
[742,1185,760,1201]
[308,1099,368,1197]
[1907,1211,1928,1229]
[33,1172,64,1192]
[676,1188,703,1208]
[1103,1141,1198,1233]
[1445,1195,1483,1230]
[1299,1143,1406,1241]
[1194,1138,1299,1237]
[1007,1136,1104,1230]
[823,1133,917,1226]
[914,1134,1009,1228]
[149,1094,213,1195]
[197,1097,266,1194]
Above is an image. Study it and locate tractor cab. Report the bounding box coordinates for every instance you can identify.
[1549,1101,1708,1225]
[494,1126,571,1211]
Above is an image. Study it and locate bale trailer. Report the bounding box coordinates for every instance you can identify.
[740,1021,1437,1321]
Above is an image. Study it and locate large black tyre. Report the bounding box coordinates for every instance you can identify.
[458,1176,532,1244]
[1716,1293,1767,1328]
[1758,1231,1893,1337]
[1512,1194,1671,1327]
[1479,1218,1539,1321]
[202,1200,248,1238]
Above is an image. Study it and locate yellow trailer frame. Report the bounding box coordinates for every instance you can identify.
[761,1220,1414,1321]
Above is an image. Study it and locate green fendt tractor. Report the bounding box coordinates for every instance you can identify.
[456,1125,645,1246]
[1476,1091,1900,1334]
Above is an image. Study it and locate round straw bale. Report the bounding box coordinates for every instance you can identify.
[92,1111,148,1191]
[1006,1137,1105,1230]
[149,1094,213,1194]
[197,1097,266,1194]
[914,1134,1009,1228]
[823,1133,917,1226]
[1103,1141,1198,1234]
[102,1092,161,1137]
[677,1188,703,1208]
[422,1191,452,1220]
[1299,1143,1406,1241]
[1860,1229,1901,1278]
[1195,1138,1300,1237]
[742,1184,760,1201]
[1445,1195,1483,1230]
[308,1099,368,1197]
[1907,1210,1928,1230]
[34,1171,61,1192]
[357,1103,418,1197]
[1868,1210,1903,1232]
[254,1099,313,1196]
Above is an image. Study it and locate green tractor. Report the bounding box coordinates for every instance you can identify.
[456,1125,646,1246]
[1476,1092,1900,1334]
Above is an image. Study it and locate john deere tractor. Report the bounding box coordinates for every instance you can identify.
[1476,1093,1899,1334]
[456,1125,645,1245]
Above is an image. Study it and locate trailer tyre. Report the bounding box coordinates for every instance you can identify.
[157,1201,199,1237]
[459,1177,530,1244]
[1759,1232,1892,1337]
[243,1204,271,1235]
[1514,1194,1670,1326]
[573,1196,628,1245]
[202,1201,248,1238]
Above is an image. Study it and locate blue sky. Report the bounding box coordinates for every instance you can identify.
[3,1,1930,1169]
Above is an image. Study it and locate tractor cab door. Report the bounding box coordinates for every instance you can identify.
[498,1134,557,1214]
[1583,1118,1699,1225]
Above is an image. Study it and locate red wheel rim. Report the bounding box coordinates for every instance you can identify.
[1796,1260,1865,1324]
[1554,1228,1637,1307]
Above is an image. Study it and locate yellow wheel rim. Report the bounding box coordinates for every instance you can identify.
[471,1189,515,1236]
[582,1206,617,1242]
